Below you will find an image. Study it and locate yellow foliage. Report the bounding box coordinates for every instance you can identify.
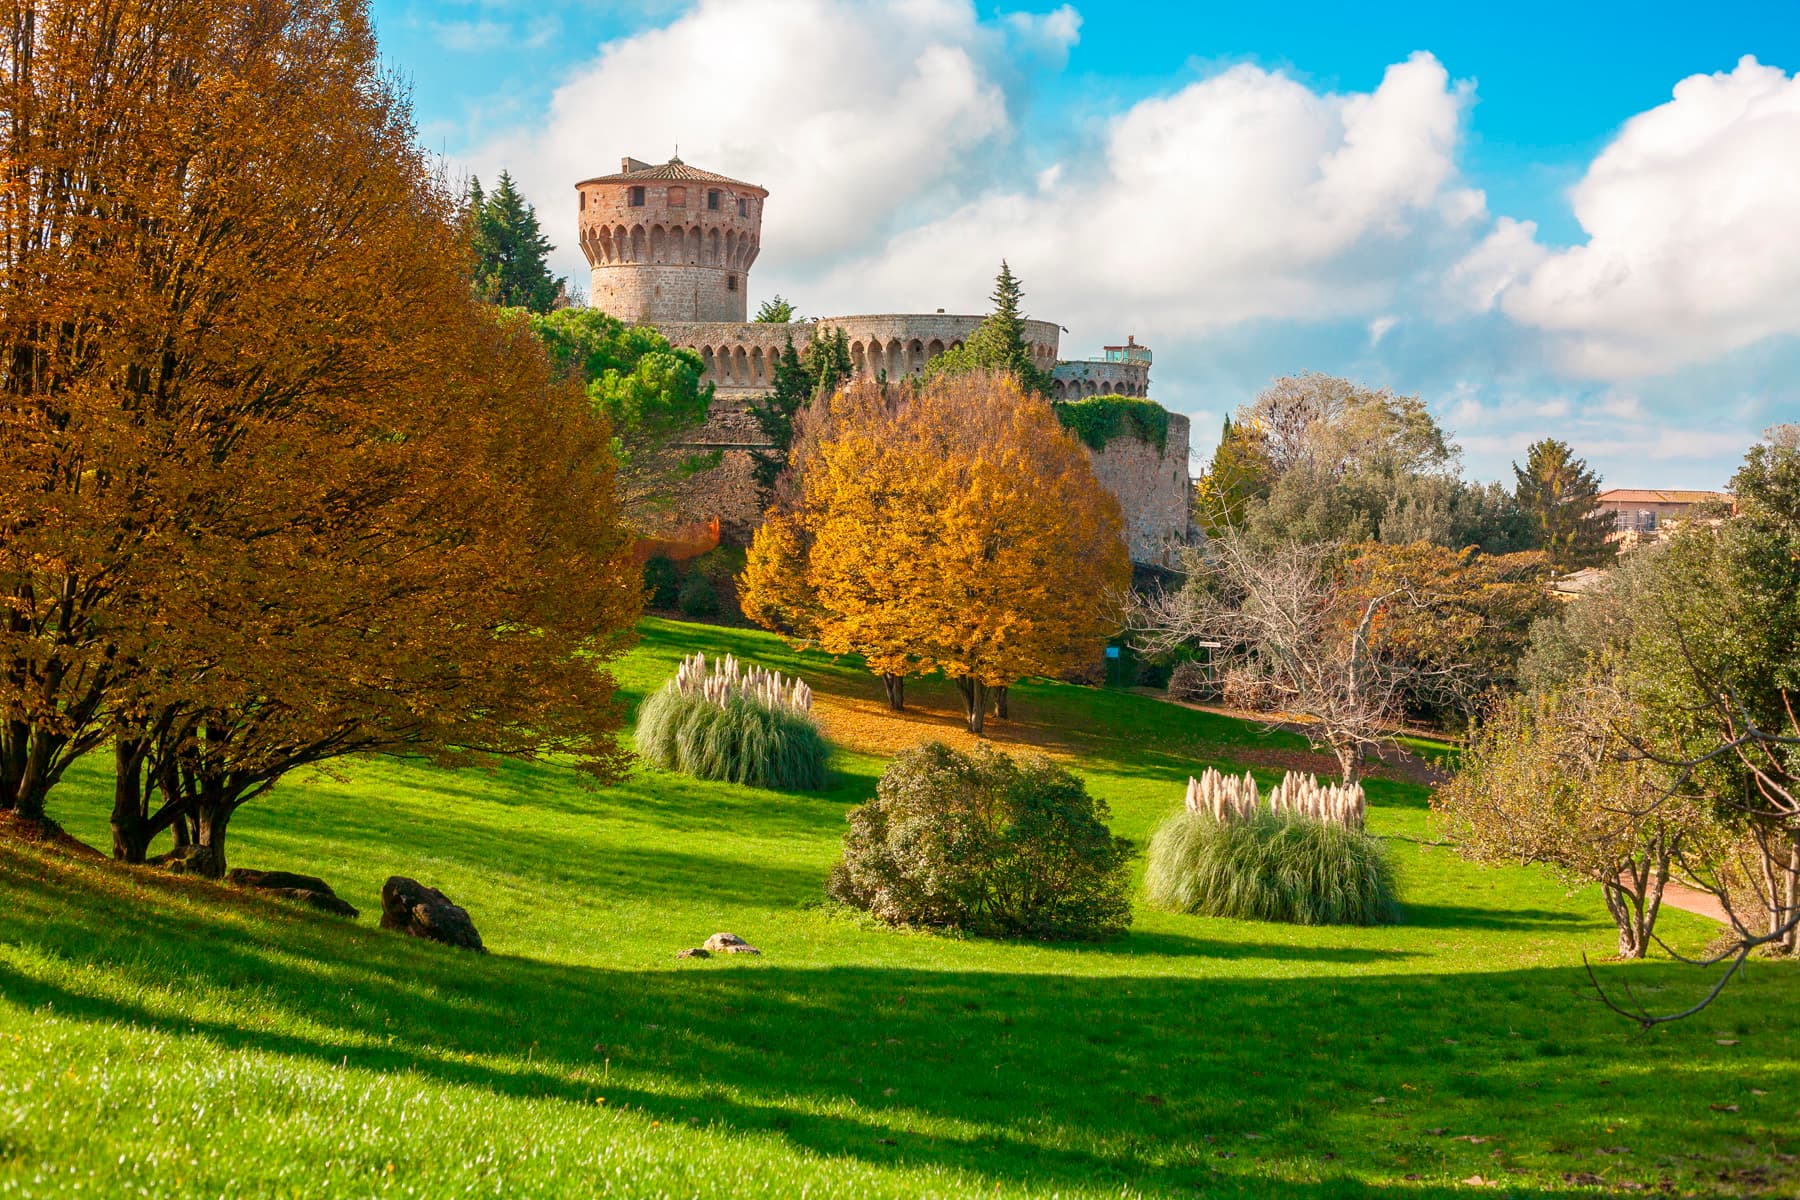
[742,372,1129,721]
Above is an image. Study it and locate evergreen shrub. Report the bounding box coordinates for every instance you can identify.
[677,569,719,617]
[643,556,681,609]
[827,742,1132,940]
[1144,809,1398,926]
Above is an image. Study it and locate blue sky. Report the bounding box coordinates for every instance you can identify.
[370,1,1800,488]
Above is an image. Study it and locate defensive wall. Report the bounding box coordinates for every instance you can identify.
[582,157,1189,565]
[659,316,1189,561]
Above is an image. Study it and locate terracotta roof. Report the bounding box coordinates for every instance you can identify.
[576,157,767,195]
[1596,488,1730,505]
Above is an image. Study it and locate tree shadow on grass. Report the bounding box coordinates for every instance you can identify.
[1401,905,1595,933]
[3,839,1793,1199]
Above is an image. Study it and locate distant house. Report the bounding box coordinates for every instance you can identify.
[1595,488,1731,541]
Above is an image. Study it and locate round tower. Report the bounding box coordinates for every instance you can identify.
[575,155,767,324]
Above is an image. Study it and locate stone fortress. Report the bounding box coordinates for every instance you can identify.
[576,156,1191,565]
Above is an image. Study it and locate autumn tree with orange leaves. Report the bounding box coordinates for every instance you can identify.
[742,372,1129,735]
[0,0,638,871]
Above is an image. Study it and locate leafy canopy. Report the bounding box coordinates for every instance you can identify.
[754,295,797,323]
[741,371,1129,734]
[524,308,717,524]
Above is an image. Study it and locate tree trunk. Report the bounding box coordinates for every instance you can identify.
[955,677,986,736]
[110,738,152,863]
[1604,854,1668,960]
[1332,739,1361,784]
[991,687,1008,720]
[1779,840,1800,955]
[881,673,905,712]
[190,796,233,879]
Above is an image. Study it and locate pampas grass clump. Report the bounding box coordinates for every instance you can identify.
[1145,808,1398,926]
[636,652,829,790]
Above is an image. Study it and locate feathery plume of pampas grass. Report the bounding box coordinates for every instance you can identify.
[638,652,828,790]
[1192,768,1365,831]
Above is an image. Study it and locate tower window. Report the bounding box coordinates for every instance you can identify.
[727,275,738,292]
[707,189,721,210]
[737,198,749,217]
[629,186,645,207]
[667,186,686,207]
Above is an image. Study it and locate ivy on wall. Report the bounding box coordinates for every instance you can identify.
[1054,397,1171,452]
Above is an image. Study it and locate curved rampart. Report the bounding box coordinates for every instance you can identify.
[1051,359,1150,399]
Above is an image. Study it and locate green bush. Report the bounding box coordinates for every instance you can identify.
[677,569,719,617]
[635,688,829,790]
[1144,809,1398,926]
[642,556,681,609]
[1054,397,1171,451]
[827,742,1132,940]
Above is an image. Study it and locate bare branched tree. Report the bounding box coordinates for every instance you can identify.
[1131,536,1458,781]
[1587,682,1800,1027]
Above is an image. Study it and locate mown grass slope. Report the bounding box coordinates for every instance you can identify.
[1,618,1794,1197]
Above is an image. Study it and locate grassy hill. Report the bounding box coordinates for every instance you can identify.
[1,618,1794,1197]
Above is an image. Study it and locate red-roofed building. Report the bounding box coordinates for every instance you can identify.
[1596,488,1732,538]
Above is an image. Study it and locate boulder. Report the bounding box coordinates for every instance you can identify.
[675,947,710,960]
[703,932,760,955]
[379,876,485,953]
[227,868,360,919]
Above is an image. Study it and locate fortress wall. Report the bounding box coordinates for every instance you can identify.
[653,315,1186,564]
[1051,360,1150,398]
[815,314,1060,379]
[662,315,1064,389]
[1084,412,1192,568]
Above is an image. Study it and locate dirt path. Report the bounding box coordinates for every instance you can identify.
[1656,879,1728,923]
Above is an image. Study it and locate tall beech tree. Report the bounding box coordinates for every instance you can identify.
[0,0,638,862]
[742,372,1128,733]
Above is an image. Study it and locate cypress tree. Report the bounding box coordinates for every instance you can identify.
[748,335,813,490]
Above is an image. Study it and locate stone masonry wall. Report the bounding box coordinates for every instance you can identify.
[578,177,763,324]
[1085,412,1192,567]
[1051,359,1150,399]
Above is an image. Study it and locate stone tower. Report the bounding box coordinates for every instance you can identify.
[575,155,766,324]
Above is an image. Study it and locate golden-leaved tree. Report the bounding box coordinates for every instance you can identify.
[1,0,638,868]
[742,372,1128,734]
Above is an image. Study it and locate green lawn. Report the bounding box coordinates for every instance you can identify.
[1,618,1793,1197]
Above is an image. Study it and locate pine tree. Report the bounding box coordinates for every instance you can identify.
[925,261,1052,395]
[1512,438,1615,571]
[469,171,563,314]
[754,295,796,323]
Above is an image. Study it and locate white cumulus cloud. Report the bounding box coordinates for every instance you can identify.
[803,52,1482,340]
[463,0,1058,287]
[1487,56,1800,377]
